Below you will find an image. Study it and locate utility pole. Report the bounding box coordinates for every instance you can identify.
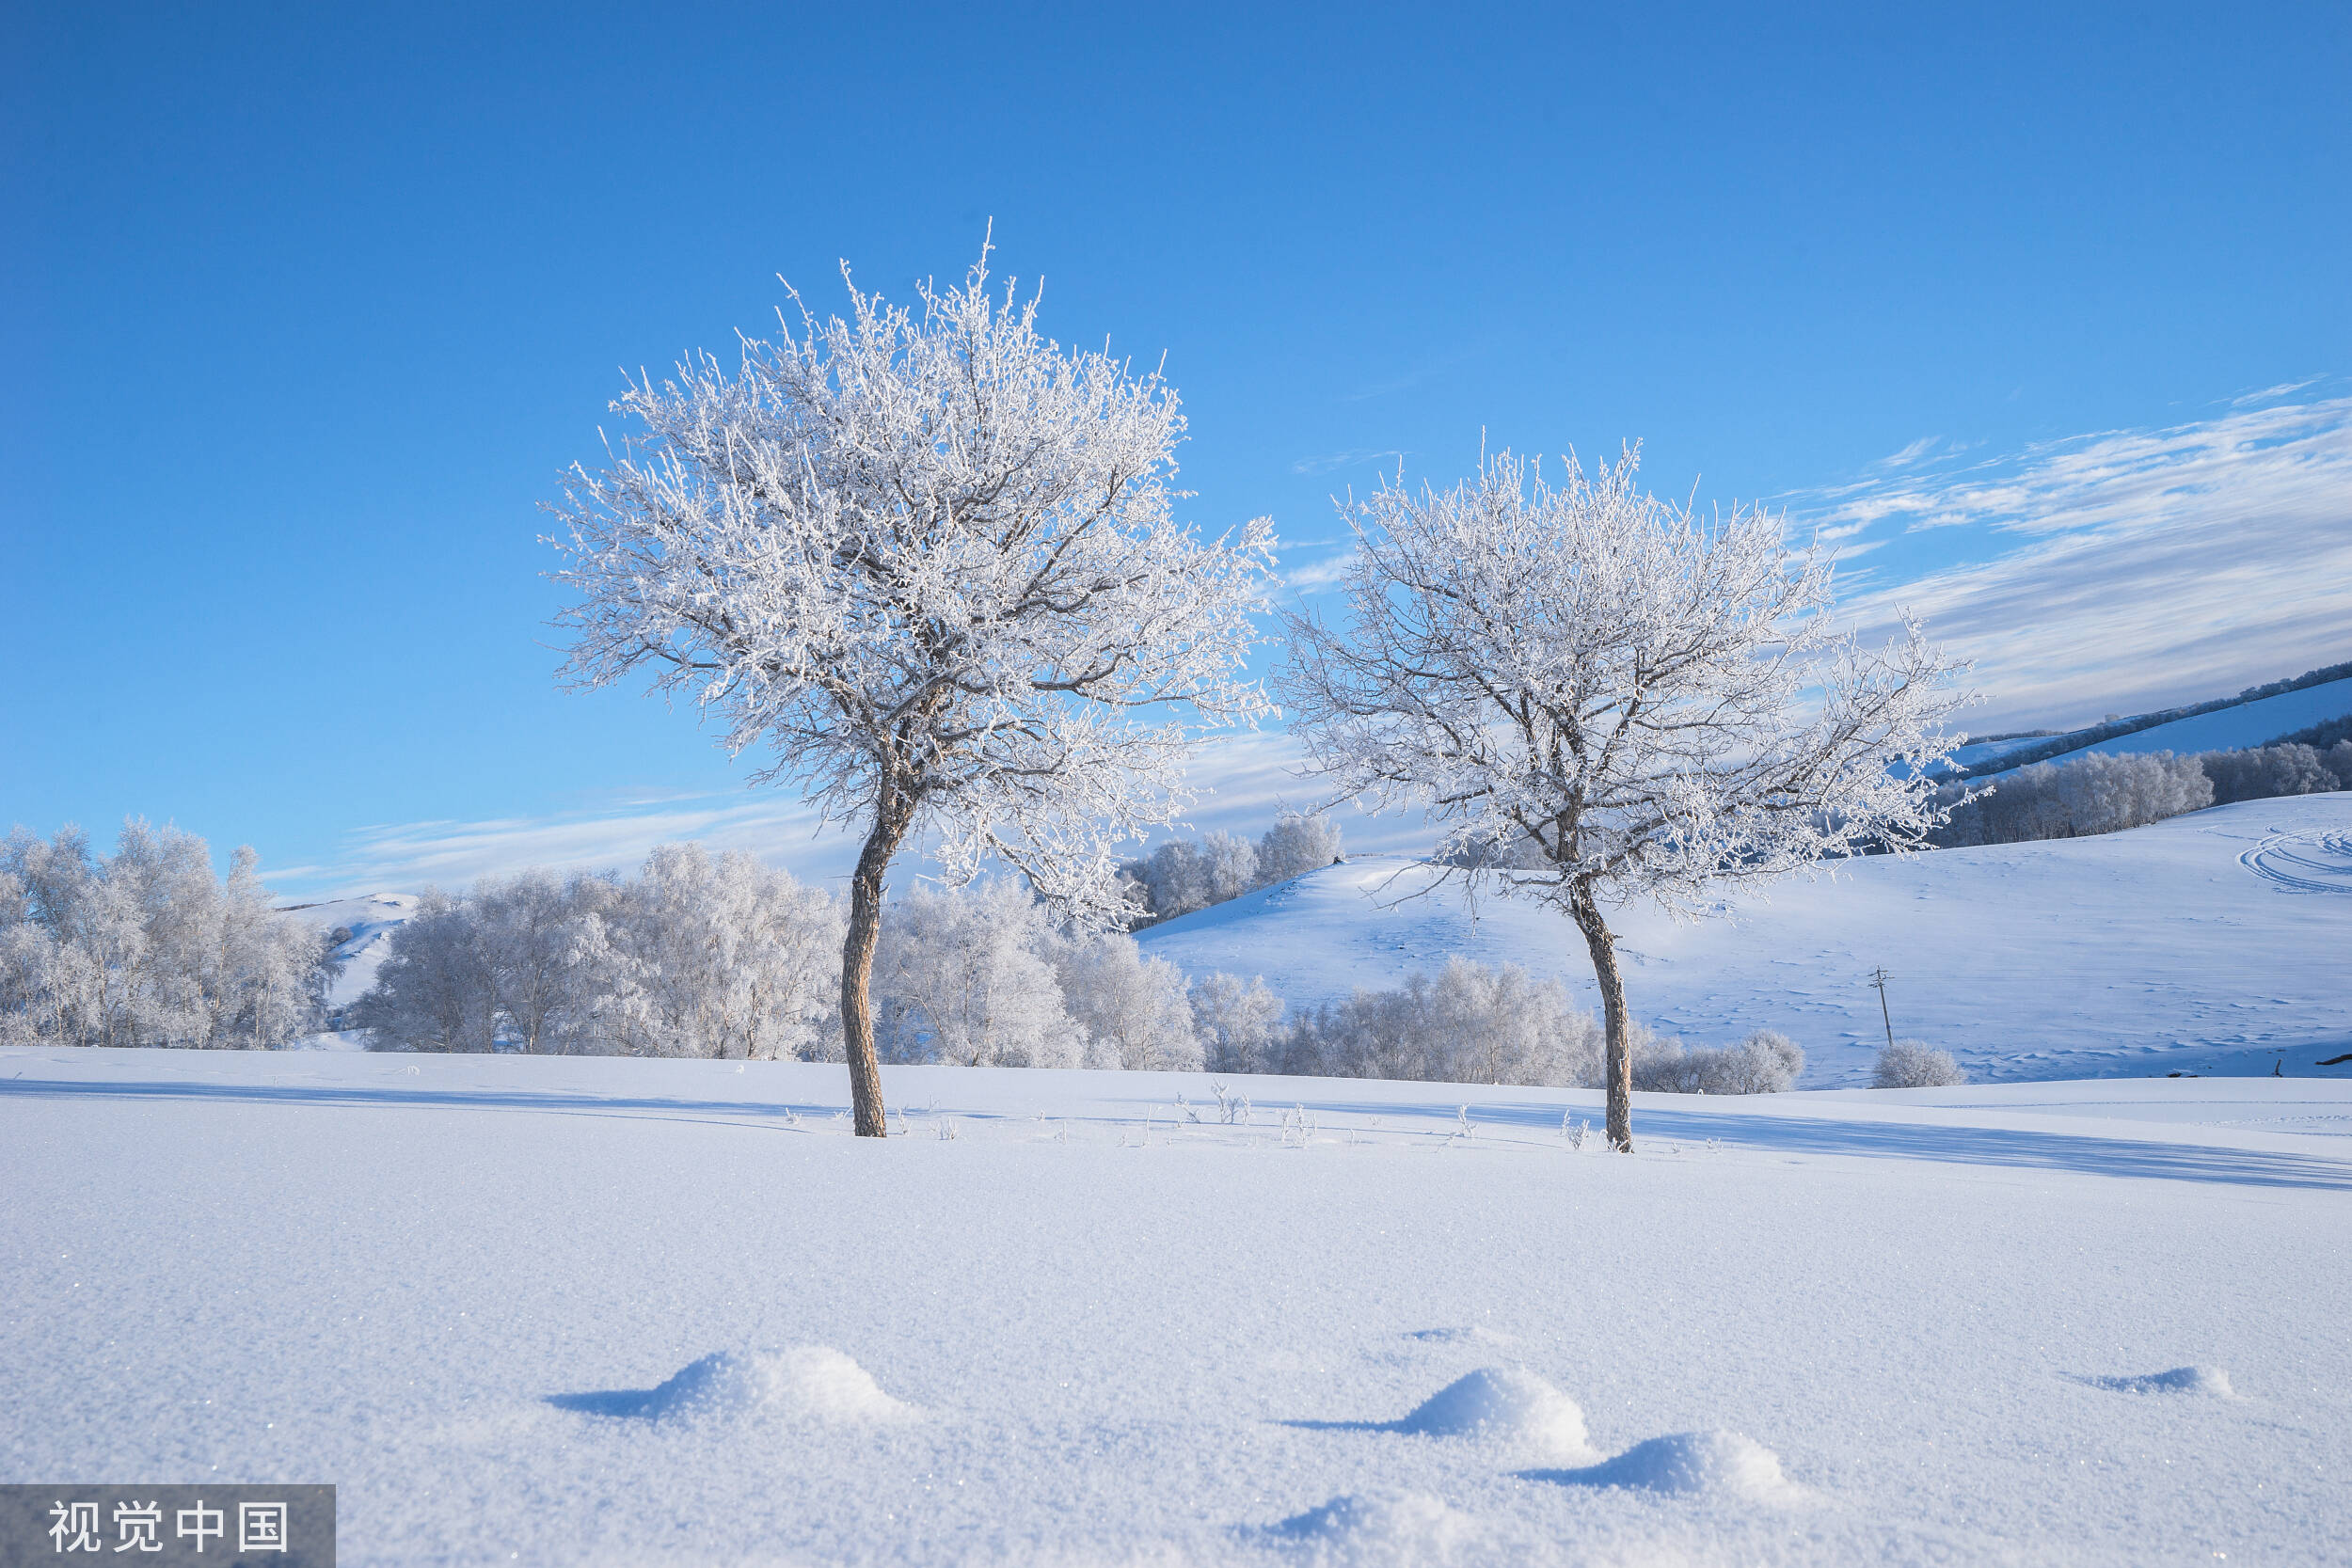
[1867,967,1896,1050]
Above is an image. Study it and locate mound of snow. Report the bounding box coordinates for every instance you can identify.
[1273,1491,1475,1564]
[1396,1368,1594,1462]
[622,1347,914,1423]
[1554,1430,1806,1504]
[2092,1366,2236,1397]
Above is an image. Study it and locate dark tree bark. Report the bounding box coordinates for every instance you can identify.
[1570,884,1634,1152]
[839,791,916,1138]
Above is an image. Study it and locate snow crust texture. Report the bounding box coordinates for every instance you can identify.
[1271,1491,1478,1566]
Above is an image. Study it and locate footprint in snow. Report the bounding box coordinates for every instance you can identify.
[2078,1365,2237,1398]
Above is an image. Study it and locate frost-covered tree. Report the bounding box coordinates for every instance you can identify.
[589,845,844,1061]
[2201,742,2343,806]
[1284,958,1602,1086]
[1188,971,1286,1074]
[0,822,329,1050]
[1281,448,1968,1149]
[1255,810,1345,885]
[353,847,841,1058]
[1050,929,1200,1071]
[871,880,1073,1068]
[351,889,498,1053]
[549,246,1273,1134]
[471,869,599,1054]
[1630,1029,1804,1094]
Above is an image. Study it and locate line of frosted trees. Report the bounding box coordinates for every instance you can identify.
[1930,740,2352,847]
[347,834,1808,1092]
[0,823,332,1049]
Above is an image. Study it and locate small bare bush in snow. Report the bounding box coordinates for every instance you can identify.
[1874,1037,1967,1087]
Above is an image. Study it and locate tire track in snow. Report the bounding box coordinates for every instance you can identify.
[2239,829,2352,895]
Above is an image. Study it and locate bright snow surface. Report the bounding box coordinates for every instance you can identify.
[4,1049,2348,1565]
[1137,795,2352,1084]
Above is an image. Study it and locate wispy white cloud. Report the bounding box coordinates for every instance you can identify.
[264,730,1439,898]
[1291,449,1403,477]
[1809,392,2352,732]
[1281,548,1362,592]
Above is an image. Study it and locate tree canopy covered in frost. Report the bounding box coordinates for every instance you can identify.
[1283,958,1603,1085]
[1281,446,1968,1148]
[1119,810,1345,925]
[873,880,1072,1069]
[354,847,842,1058]
[1930,741,2348,847]
[548,245,1273,1133]
[1874,1037,1968,1088]
[0,822,330,1049]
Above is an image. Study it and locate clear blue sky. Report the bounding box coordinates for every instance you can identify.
[6,1,2347,895]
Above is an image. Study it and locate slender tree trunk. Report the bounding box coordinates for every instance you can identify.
[840,794,915,1138]
[1570,887,1634,1152]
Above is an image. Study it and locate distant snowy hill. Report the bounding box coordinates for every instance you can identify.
[2024,676,2352,765]
[277,892,420,1010]
[1137,795,2352,1085]
[1953,673,2352,777]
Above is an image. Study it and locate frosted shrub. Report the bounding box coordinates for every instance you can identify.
[1189,971,1286,1074]
[1874,1037,1967,1088]
[1631,1029,1805,1094]
[1284,958,1603,1087]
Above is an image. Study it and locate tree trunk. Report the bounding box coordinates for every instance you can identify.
[840,797,915,1138]
[1570,887,1634,1152]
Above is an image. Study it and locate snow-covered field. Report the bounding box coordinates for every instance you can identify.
[1138,795,2352,1084]
[3,1048,2346,1565]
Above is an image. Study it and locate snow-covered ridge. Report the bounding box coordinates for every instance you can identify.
[1137,795,2352,1085]
[276,892,420,1010]
[1952,673,2352,778]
